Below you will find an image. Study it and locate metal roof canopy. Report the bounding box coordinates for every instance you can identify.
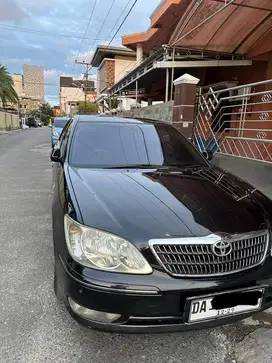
[170,0,272,56]
[108,46,252,96]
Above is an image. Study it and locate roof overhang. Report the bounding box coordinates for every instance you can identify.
[122,0,191,53]
[91,45,136,67]
[155,60,252,68]
[123,0,272,58]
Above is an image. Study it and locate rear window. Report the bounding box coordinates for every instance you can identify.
[69,122,206,168]
[54,118,69,128]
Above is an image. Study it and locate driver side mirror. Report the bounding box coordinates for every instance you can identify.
[51,147,61,162]
[203,150,213,161]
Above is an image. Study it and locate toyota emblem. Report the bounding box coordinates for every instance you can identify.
[212,240,232,257]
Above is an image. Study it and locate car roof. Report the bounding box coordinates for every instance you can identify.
[53,117,70,121]
[73,114,146,124]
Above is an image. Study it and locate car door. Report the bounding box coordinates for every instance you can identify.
[52,119,73,225]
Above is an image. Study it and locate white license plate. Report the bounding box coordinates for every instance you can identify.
[188,289,264,323]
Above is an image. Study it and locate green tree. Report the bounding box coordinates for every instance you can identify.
[77,101,98,114]
[39,103,54,117]
[105,97,118,110]
[0,64,18,107]
[39,103,53,125]
[29,103,53,125]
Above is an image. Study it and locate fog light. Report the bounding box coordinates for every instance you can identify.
[68,297,121,323]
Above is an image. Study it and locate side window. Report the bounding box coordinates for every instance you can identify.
[58,120,70,145]
[59,120,72,156]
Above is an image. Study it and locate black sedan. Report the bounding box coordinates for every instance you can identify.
[51,115,272,333]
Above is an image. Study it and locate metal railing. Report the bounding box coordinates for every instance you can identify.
[193,79,272,164]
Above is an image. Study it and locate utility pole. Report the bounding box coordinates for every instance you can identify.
[75,60,92,109]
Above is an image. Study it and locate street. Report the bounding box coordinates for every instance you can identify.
[1,128,272,363]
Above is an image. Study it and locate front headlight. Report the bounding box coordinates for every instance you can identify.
[64,215,152,274]
[52,128,59,137]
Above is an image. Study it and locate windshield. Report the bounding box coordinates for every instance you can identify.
[54,118,69,128]
[70,123,207,168]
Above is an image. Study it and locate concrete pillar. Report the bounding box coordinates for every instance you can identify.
[136,43,144,63]
[173,73,200,139]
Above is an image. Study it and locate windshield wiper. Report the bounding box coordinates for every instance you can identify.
[169,164,208,168]
[105,164,168,169]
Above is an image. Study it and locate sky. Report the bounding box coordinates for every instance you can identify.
[0,0,161,105]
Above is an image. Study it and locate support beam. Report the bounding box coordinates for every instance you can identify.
[165,68,169,102]
[171,0,237,47]
[135,80,138,108]
[155,60,252,68]
[171,66,175,101]
[213,0,272,12]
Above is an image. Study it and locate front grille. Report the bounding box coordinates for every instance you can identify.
[150,231,269,277]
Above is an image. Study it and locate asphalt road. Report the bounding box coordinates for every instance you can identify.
[1,128,272,363]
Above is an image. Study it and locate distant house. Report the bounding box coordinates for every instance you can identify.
[59,76,96,116]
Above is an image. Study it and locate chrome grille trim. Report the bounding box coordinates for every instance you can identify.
[149,230,269,277]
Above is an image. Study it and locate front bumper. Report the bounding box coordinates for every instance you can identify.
[59,257,272,333]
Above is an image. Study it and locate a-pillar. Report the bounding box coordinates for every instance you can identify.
[173,73,200,140]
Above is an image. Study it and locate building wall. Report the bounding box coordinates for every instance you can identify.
[118,101,174,124]
[0,111,19,130]
[204,61,268,86]
[96,56,136,94]
[60,86,85,114]
[114,57,136,83]
[87,90,97,103]
[23,65,44,101]
[60,87,97,115]
[106,60,115,90]
[97,59,116,94]
[53,107,61,117]
[20,97,41,112]
[97,62,106,94]
[12,74,23,97]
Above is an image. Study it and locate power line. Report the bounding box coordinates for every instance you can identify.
[13,79,57,86]
[72,0,117,102]
[80,0,138,90]
[81,0,134,73]
[74,60,92,108]
[106,0,138,48]
[93,0,139,92]
[88,0,117,51]
[71,0,138,105]
[102,0,133,46]
[72,0,98,73]
[0,24,121,41]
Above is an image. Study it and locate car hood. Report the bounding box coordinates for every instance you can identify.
[68,166,270,244]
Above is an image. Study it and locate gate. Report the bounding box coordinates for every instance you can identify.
[193,80,272,163]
